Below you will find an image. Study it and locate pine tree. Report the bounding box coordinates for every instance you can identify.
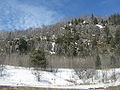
[115,27,120,44]
[91,13,94,20]
[74,18,78,25]
[104,26,112,44]
[30,49,47,69]
[109,14,120,25]
[93,17,98,24]
[92,37,97,48]
[18,38,28,54]
[30,49,47,82]
[91,14,98,24]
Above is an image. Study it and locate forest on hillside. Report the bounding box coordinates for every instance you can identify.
[0,14,120,72]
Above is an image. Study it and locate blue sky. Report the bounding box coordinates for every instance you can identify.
[0,0,120,30]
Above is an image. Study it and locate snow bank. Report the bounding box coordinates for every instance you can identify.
[0,65,120,89]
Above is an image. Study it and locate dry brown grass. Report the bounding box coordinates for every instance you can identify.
[105,85,120,90]
[0,86,82,90]
[0,86,57,90]
[0,85,120,90]
[89,85,120,90]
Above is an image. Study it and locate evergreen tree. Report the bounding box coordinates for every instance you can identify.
[78,18,84,23]
[109,14,120,25]
[104,26,112,44]
[110,36,116,48]
[93,17,98,24]
[115,27,120,44]
[18,38,28,54]
[74,18,78,25]
[116,44,120,54]
[92,37,97,48]
[30,49,47,69]
[30,49,47,82]
[91,13,94,20]
[91,14,98,24]
[104,26,110,37]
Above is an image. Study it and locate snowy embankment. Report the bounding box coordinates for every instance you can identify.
[0,65,120,89]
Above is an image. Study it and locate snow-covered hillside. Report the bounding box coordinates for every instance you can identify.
[0,65,120,89]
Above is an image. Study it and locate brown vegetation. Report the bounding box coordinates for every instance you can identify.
[0,85,120,90]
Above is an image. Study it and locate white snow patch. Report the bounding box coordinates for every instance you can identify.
[69,23,72,26]
[96,24,103,29]
[60,27,65,30]
[49,42,55,55]
[83,21,86,24]
[52,35,56,39]
[49,51,55,55]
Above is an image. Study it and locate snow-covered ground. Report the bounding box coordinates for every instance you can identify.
[0,65,120,89]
